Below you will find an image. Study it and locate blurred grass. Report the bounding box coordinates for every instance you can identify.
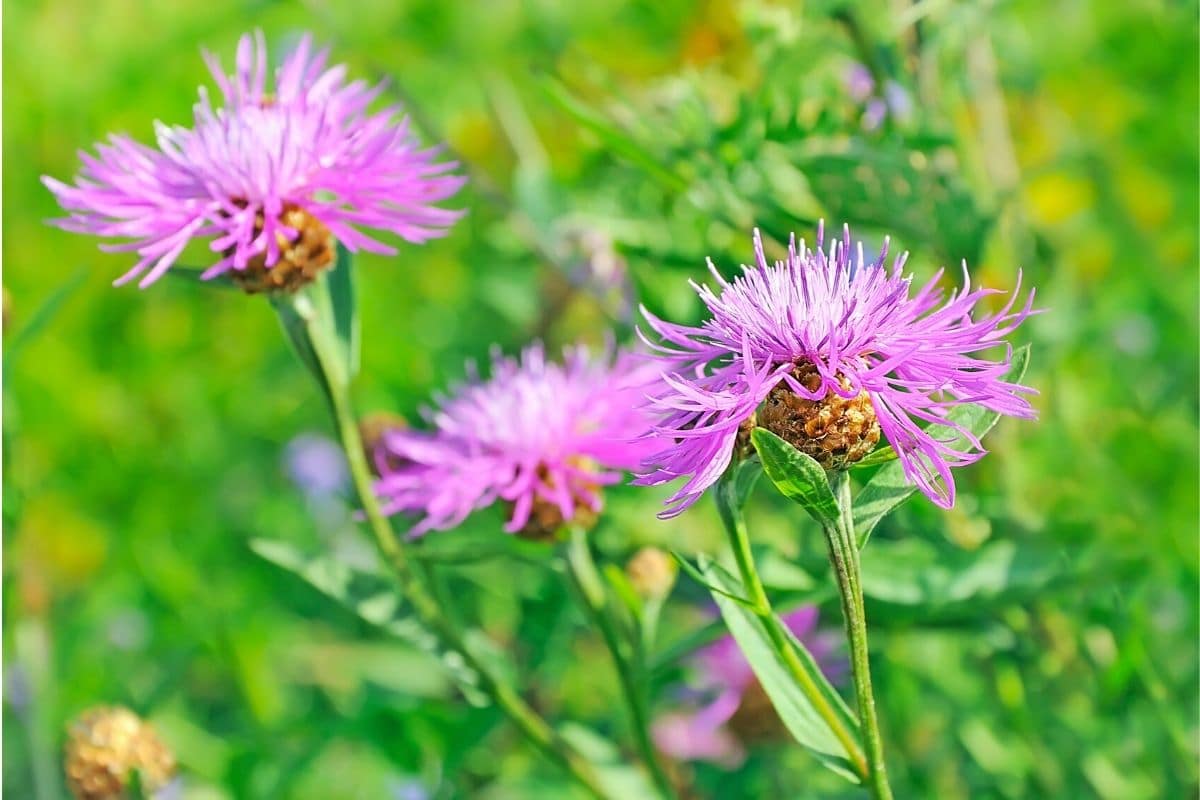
[4,0,1197,798]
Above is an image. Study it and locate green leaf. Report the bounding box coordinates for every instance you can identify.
[791,138,992,266]
[859,538,1073,616]
[602,563,644,622]
[728,456,764,508]
[327,244,359,379]
[671,551,758,610]
[701,557,862,782]
[3,270,85,375]
[751,428,840,524]
[540,78,688,193]
[269,293,332,405]
[249,539,489,704]
[850,445,899,469]
[853,345,1031,547]
[559,723,660,800]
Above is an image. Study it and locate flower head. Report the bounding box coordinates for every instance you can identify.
[652,607,841,766]
[638,224,1038,517]
[64,706,176,800]
[43,31,464,290]
[374,342,660,539]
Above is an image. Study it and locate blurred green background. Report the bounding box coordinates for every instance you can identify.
[4,0,1197,798]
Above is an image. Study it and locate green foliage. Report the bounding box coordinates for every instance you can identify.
[751,429,840,525]
[329,244,361,380]
[701,557,861,782]
[4,0,1196,798]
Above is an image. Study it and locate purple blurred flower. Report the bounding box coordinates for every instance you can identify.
[862,98,889,132]
[42,30,464,288]
[285,433,349,499]
[387,777,431,800]
[637,224,1038,517]
[845,63,914,130]
[4,664,31,713]
[844,63,875,103]
[374,342,660,537]
[563,225,636,321]
[883,80,913,120]
[652,607,841,766]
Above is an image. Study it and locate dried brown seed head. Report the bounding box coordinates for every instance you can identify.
[229,205,335,294]
[64,706,176,800]
[757,361,881,470]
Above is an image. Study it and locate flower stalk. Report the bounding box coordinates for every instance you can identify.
[563,527,678,800]
[284,273,611,800]
[821,471,894,800]
[714,474,869,781]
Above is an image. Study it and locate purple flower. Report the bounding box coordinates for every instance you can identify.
[284,433,349,499]
[42,30,464,289]
[652,607,841,766]
[844,63,876,103]
[862,98,889,132]
[374,342,660,538]
[637,224,1038,517]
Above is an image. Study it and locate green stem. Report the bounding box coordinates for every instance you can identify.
[715,477,869,781]
[563,528,678,800]
[823,473,894,800]
[293,279,610,800]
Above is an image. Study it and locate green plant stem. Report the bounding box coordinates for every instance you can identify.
[715,477,869,781]
[563,527,678,800]
[823,472,894,800]
[294,280,610,800]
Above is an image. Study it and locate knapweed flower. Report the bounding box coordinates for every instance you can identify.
[652,607,841,767]
[374,342,659,539]
[43,31,464,292]
[638,224,1037,517]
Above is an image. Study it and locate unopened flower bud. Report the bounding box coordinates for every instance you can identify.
[758,361,880,470]
[625,547,677,600]
[64,706,176,800]
[358,411,408,460]
[359,411,411,477]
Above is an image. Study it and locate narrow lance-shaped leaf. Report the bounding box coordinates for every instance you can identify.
[849,444,898,469]
[540,78,689,193]
[751,428,840,525]
[729,456,764,508]
[853,345,1031,547]
[250,539,490,705]
[701,557,862,782]
[327,243,360,379]
[672,550,758,610]
[269,292,330,402]
[3,270,85,376]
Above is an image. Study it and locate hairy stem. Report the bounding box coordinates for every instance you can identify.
[292,278,610,799]
[564,527,678,800]
[823,472,894,799]
[715,476,869,781]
